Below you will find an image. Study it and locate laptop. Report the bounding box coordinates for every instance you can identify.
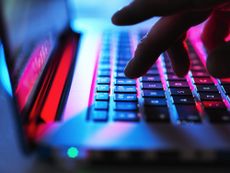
[1,0,230,164]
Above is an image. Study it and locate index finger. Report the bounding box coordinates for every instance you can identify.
[112,0,228,25]
[124,10,210,78]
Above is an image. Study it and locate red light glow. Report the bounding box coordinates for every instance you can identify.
[40,37,76,122]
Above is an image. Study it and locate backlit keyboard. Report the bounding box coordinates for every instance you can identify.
[89,31,230,124]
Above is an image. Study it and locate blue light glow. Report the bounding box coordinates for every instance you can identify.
[0,43,12,96]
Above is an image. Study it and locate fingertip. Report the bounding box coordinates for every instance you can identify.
[111,14,118,25]
[124,58,143,79]
[111,5,136,26]
[111,10,124,25]
[206,41,230,78]
[166,38,190,78]
[124,68,139,79]
[206,55,224,78]
[206,57,217,78]
[111,1,154,26]
[174,69,189,78]
[202,10,229,54]
[173,59,190,78]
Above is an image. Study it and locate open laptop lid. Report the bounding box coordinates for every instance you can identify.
[0,0,75,150]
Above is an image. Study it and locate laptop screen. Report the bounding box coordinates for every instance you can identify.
[0,0,72,141]
[1,0,69,105]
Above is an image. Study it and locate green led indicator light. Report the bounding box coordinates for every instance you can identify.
[67,147,79,158]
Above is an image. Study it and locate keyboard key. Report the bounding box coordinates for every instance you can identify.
[114,72,126,78]
[101,47,111,53]
[144,107,170,122]
[164,63,172,69]
[97,70,110,77]
[114,79,136,85]
[191,59,202,66]
[92,111,108,121]
[164,66,173,70]
[175,105,201,122]
[114,94,137,102]
[95,93,109,101]
[141,82,163,90]
[199,93,222,101]
[142,90,165,98]
[114,102,138,111]
[144,98,167,106]
[202,101,226,110]
[117,50,130,55]
[164,68,174,74]
[114,86,137,93]
[145,69,159,76]
[169,88,192,96]
[193,78,213,85]
[206,109,230,123]
[116,60,128,66]
[165,74,186,81]
[97,77,110,84]
[117,54,131,59]
[191,69,207,73]
[140,76,161,82]
[114,66,125,72]
[99,59,110,64]
[100,49,109,55]
[113,112,139,122]
[172,96,195,105]
[163,64,172,69]
[196,85,218,92]
[190,65,204,71]
[98,64,110,70]
[96,85,110,92]
[150,66,158,70]
[188,52,199,60]
[94,101,109,110]
[191,71,209,78]
[168,81,189,88]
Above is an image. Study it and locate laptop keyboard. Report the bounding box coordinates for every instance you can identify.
[89,31,230,124]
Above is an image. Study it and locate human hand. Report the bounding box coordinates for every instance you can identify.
[112,0,230,78]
